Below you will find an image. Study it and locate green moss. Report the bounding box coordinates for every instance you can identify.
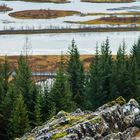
[90,117,102,124]
[52,131,67,139]
[68,116,83,124]
[108,96,126,107]
[27,137,35,140]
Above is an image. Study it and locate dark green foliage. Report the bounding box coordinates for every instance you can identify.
[87,39,113,110]
[0,57,12,140]
[42,84,56,121]
[8,93,30,139]
[67,40,85,108]
[110,42,135,100]
[14,55,34,110]
[129,39,140,101]
[34,92,42,126]
[0,56,11,103]
[51,55,75,113]
[86,46,102,110]
[14,55,39,126]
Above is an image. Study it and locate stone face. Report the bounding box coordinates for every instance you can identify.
[20,97,140,140]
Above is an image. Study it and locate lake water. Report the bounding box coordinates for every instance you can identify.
[0,31,139,55]
[0,0,140,30]
[0,0,140,55]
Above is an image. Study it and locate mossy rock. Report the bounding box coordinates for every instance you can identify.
[27,137,35,140]
[55,110,69,119]
[107,96,126,107]
[52,131,67,139]
[90,117,102,124]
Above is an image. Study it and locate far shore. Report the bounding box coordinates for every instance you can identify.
[0,26,140,35]
[65,16,140,25]
[6,0,69,3]
[81,0,135,3]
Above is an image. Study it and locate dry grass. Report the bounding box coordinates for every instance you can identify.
[134,131,140,137]
[85,12,140,16]
[0,55,94,72]
[9,9,80,19]
[71,16,140,25]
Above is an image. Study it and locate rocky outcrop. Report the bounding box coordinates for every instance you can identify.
[19,97,140,140]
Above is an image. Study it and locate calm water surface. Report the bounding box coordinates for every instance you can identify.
[0,0,140,55]
[0,31,139,55]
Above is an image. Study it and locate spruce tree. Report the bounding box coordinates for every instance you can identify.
[8,93,30,139]
[0,56,11,103]
[128,42,140,101]
[42,84,56,121]
[67,40,85,108]
[14,55,38,125]
[87,46,102,110]
[34,92,42,126]
[99,38,113,104]
[0,85,17,139]
[0,56,13,139]
[51,55,75,113]
[110,42,128,99]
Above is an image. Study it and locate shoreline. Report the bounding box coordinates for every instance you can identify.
[81,0,135,3]
[0,27,140,35]
[5,0,69,3]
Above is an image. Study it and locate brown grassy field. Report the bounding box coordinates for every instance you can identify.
[9,9,80,19]
[0,55,94,72]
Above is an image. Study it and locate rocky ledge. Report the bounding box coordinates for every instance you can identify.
[19,97,140,140]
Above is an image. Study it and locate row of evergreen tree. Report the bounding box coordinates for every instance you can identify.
[0,38,140,139]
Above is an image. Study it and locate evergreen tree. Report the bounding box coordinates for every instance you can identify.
[42,84,56,121]
[0,56,13,139]
[67,40,85,108]
[86,46,102,110]
[0,85,17,139]
[131,38,140,70]
[0,56,11,103]
[99,38,113,104]
[51,55,75,113]
[128,42,140,101]
[110,43,128,99]
[14,55,38,125]
[34,92,42,126]
[8,93,30,139]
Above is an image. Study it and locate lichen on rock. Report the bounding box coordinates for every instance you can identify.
[19,97,140,140]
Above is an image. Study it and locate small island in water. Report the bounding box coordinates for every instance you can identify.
[0,4,13,12]
[9,9,81,19]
